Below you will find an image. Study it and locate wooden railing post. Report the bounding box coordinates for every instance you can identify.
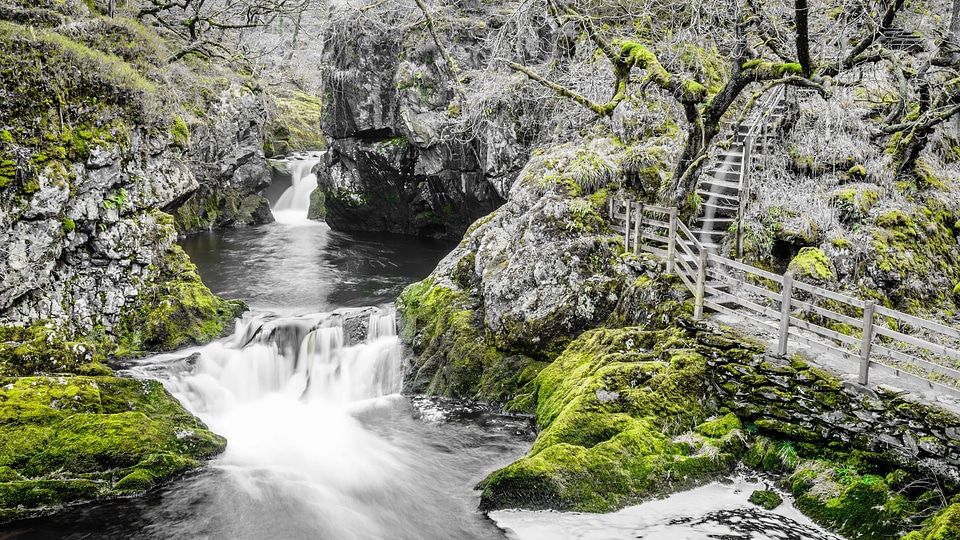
[859,300,876,385]
[666,208,678,274]
[624,200,631,253]
[736,135,753,261]
[694,249,708,320]
[777,273,794,356]
[634,204,643,255]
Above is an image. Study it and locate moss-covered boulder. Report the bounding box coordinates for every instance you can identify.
[789,461,921,539]
[903,503,960,540]
[397,140,688,403]
[0,376,225,523]
[477,326,761,512]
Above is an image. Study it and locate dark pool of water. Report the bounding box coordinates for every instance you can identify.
[179,219,457,312]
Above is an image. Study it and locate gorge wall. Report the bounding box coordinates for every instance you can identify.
[313,2,552,238]
[0,2,276,356]
[0,1,274,520]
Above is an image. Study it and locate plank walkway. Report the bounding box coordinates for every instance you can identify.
[610,201,960,399]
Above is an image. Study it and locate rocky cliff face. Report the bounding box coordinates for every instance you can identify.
[171,84,275,234]
[0,3,256,360]
[314,3,549,238]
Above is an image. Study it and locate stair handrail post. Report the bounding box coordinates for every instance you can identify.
[634,203,643,254]
[736,135,754,260]
[777,272,794,356]
[859,300,876,385]
[694,248,708,320]
[666,207,678,274]
[624,200,632,253]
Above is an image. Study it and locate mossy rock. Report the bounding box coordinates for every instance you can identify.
[0,375,225,521]
[787,247,835,284]
[398,278,526,401]
[790,461,918,539]
[0,322,103,377]
[478,326,762,512]
[116,246,247,353]
[748,489,783,510]
[903,503,960,540]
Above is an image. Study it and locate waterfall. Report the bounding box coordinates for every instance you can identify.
[273,152,325,223]
[167,309,402,410]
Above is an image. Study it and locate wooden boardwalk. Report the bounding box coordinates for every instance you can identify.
[610,200,960,398]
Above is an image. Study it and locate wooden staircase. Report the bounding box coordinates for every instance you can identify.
[691,86,788,254]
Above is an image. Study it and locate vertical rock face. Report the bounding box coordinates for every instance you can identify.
[315,5,543,238]
[0,8,251,356]
[171,85,275,234]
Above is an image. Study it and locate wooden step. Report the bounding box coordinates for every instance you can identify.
[700,177,741,191]
[697,216,734,223]
[698,190,739,203]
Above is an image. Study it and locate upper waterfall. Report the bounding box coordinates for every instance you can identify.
[272,151,326,223]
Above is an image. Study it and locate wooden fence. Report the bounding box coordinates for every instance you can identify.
[610,198,960,397]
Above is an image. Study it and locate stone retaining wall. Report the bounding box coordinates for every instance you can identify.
[710,354,960,481]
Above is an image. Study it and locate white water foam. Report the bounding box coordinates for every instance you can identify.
[490,478,842,540]
[158,309,411,539]
[273,151,325,225]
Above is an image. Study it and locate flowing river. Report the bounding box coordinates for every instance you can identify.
[2,158,843,540]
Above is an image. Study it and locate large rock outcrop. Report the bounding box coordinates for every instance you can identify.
[0,5,252,354]
[0,2,254,520]
[314,3,550,238]
[396,138,688,401]
[171,83,275,234]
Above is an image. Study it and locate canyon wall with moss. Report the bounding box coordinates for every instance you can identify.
[0,0,274,520]
[0,1,268,356]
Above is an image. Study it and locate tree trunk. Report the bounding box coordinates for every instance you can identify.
[108,0,116,17]
[795,0,811,76]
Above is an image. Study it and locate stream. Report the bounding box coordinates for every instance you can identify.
[2,157,843,540]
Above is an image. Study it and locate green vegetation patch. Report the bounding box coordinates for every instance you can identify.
[265,90,325,156]
[116,244,247,353]
[787,247,835,283]
[478,327,762,512]
[903,503,960,540]
[0,376,225,521]
[397,278,540,402]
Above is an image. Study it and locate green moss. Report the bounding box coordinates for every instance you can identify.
[868,205,960,312]
[264,90,325,156]
[787,247,835,282]
[116,246,247,353]
[0,376,225,518]
[903,503,960,540]
[831,186,881,223]
[397,278,512,400]
[695,413,742,438]
[0,322,102,377]
[170,116,190,147]
[479,327,761,512]
[788,461,922,539]
[749,489,783,510]
[61,218,75,232]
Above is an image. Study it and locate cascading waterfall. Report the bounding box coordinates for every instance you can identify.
[272,151,325,223]
[138,309,423,539]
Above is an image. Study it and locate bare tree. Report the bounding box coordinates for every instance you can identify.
[135,0,320,61]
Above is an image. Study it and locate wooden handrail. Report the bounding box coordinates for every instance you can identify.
[609,198,960,395]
